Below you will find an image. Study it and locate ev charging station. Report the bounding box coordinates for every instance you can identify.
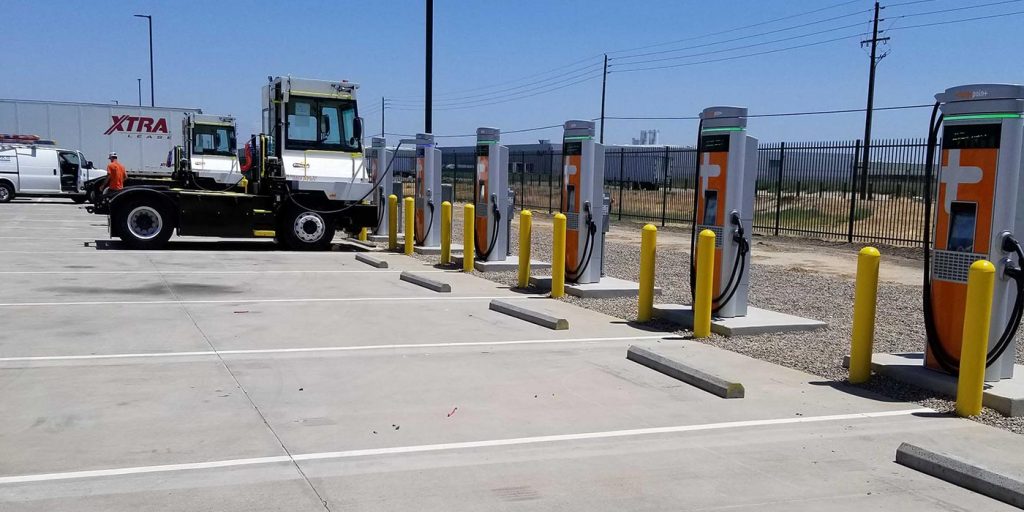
[412,133,441,250]
[653,107,825,335]
[366,137,395,242]
[530,120,638,297]
[471,127,516,271]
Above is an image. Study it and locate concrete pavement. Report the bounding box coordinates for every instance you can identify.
[0,199,1022,511]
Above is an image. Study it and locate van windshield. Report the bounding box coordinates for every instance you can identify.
[285,97,360,152]
[192,124,236,157]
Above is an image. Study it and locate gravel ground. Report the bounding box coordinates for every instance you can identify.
[398,209,1024,434]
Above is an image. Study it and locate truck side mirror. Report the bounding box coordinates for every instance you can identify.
[321,115,331,136]
[353,117,363,145]
[85,161,94,169]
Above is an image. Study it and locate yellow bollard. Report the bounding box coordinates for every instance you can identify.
[956,259,996,417]
[693,229,716,338]
[403,197,414,256]
[517,210,533,288]
[463,204,475,272]
[388,194,398,251]
[849,246,881,384]
[637,224,658,321]
[440,201,452,265]
[551,213,567,298]
[358,227,367,242]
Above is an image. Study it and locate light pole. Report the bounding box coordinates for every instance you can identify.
[137,78,142,106]
[134,14,154,107]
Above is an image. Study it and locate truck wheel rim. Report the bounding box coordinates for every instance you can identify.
[294,213,325,243]
[127,206,163,240]
[0,187,8,201]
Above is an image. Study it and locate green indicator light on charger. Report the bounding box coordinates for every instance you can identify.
[701,126,745,133]
[563,136,593,141]
[476,140,498,144]
[945,113,1023,121]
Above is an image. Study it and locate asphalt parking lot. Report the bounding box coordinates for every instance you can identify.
[1,198,1023,511]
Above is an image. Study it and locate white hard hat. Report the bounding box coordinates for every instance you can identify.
[108,152,118,158]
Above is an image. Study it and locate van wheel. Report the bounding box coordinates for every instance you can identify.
[282,208,335,251]
[115,199,173,249]
[0,182,14,203]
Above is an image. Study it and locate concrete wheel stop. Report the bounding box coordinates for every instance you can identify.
[368,233,403,243]
[489,299,568,330]
[355,253,389,268]
[450,256,552,273]
[626,345,744,398]
[399,271,451,293]
[842,352,1024,417]
[896,442,1024,508]
[652,304,826,336]
[528,276,659,299]
[414,244,462,256]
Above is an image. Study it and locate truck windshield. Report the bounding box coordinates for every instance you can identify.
[286,97,360,152]
[192,124,236,156]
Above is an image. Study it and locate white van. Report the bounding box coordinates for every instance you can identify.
[0,143,106,203]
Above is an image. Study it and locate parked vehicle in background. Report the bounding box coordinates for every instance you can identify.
[0,99,201,174]
[0,135,106,203]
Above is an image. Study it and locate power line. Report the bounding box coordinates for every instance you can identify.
[390,54,604,101]
[886,7,1024,31]
[606,0,862,56]
[886,0,1023,21]
[387,72,603,112]
[610,8,872,61]
[608,20,870,67]
[388,64,603,106]
[610,33,861,73]
[605,104,933,121]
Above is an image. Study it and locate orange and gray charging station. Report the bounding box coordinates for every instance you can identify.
[869,84,1024,416]
[472,127,551,272]
[653,106,825,335]
[406,133,442,253]
[531,120,643,297]
[367,137,397,243]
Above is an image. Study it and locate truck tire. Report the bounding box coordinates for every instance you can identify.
[281,208,335,251]
[0,182,14,203]
[114,198,174,249]
[72,195,88,204]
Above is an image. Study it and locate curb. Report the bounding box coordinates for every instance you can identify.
[626,346,745,399]
[896,443,1024,508]
[355,253,388,269]
[489,299,568,330]
[399,271,451,293]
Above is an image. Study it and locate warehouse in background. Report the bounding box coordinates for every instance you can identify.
[0,99,201,172]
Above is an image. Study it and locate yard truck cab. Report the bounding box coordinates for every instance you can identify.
[104,76,375,250]
[170,113,243,190]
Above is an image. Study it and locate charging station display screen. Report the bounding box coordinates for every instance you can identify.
[947,201,977,252]
[703,190,719,225]
[942,124,1001,149]
[701,134,730,152]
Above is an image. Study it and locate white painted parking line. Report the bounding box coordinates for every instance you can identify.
[0,335,668,362]
[0,269,451,275]
[0,408,932,485]
[0,295,528,307]
[0,237,99,240]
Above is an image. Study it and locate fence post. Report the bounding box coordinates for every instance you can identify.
[660,145,670,227]
[453,152,459,203]
[520,155,526,209]
[774,142,786,237]
[848,139,862,244]
[618,149,625,221]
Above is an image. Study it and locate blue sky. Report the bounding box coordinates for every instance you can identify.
[4,0,1023,146]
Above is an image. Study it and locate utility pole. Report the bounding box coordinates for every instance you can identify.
[137,78,142,106]
[424,0,433,134]
[599,54,608,144]
[859,1,889,200]
[381,96,386,137]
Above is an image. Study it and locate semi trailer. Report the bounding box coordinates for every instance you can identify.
[101,76,376,251]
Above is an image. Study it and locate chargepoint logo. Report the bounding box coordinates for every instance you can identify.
[955,90,989,100]
[104,115,170,139]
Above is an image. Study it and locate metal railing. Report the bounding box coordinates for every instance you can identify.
[387,138,933,246]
